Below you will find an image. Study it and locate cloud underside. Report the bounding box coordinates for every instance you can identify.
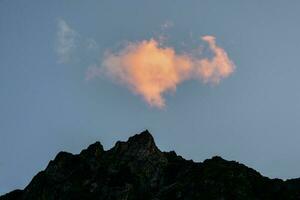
[100,36,235,108]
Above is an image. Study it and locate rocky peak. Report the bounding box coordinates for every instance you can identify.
[109,130,161,159]
[80,141,104,158]
[127,129,156,148]
[3,130,300,200]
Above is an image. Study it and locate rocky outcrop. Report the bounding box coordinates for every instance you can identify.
[2,130,300,200]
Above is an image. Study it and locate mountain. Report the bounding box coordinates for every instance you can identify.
[2,130,300,200]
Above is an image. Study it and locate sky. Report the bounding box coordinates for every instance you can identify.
[1,0,300,195]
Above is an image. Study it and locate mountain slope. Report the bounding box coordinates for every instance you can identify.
[2,130,300,200]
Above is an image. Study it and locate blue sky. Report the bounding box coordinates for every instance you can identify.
[2,0,300,194]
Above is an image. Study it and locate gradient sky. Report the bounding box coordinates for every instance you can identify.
[2,0,300,195]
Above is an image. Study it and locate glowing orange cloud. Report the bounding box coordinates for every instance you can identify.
[196,36,235,84]
[102,36,235,108]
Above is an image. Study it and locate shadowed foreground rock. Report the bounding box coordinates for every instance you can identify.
[2,130,300,200]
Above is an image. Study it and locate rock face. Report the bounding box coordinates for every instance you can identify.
[2,130,300,200]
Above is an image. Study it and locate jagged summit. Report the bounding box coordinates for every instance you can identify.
[109,130,160,159]
[127,129,155,145]
[126,130,158,151]
[80,141,104,157]
[115,129,156,149]
[2,130,300,200]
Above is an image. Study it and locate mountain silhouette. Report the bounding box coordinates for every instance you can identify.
[2,130,300,200]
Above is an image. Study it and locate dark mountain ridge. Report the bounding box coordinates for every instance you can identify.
[2,130,300,200]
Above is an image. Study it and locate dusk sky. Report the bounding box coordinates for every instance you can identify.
[2,0,300,195]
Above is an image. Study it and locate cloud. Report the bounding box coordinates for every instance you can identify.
[85,38,98,50]
[161,20,174,30]
[56,19,78,64]
[195,36,235,84]
[100,36,235,108]
[85,64,102,81]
